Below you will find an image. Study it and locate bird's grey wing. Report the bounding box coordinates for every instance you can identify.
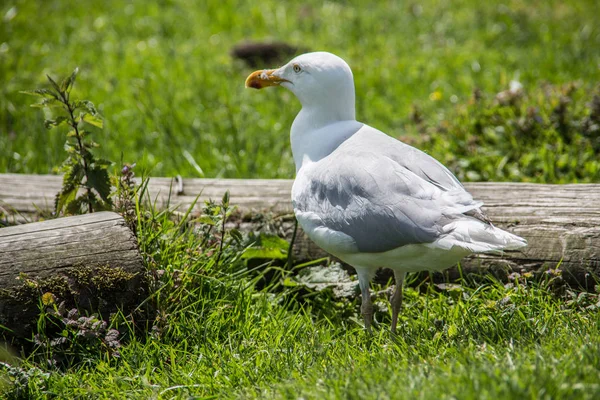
[367,129,464,192]
[364,126,489,220]
[293,151,446,253]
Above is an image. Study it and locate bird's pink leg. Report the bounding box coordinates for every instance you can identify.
[357,269,374,333]
[391,271,406,335]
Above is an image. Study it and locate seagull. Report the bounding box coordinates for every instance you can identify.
[245,52,527,333]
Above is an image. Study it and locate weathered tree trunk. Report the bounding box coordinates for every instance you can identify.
[0,211,146,338]
[1,173,599,288]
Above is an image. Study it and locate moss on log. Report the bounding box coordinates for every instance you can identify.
[0,212,147,339]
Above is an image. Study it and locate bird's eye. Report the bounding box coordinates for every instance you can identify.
[293,64,302,73]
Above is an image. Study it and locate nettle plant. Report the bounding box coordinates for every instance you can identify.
[22,68,112,215]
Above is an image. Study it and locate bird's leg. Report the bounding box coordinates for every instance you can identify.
[357,270,374,333]
[361,287,374,333]
[391,271,406,335]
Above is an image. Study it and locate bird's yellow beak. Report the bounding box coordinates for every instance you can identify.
[245,69,289,89]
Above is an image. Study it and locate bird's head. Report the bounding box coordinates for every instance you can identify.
[245,51,355,114]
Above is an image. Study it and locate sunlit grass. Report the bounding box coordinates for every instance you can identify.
[1,0,599,179]
[4,198,599,399]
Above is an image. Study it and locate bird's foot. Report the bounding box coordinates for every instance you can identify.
[361,304,374,334]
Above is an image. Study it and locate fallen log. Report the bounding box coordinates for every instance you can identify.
[0,211,146,338]
[1,173,599,288]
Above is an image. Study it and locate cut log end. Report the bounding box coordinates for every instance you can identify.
[0,212,147,339]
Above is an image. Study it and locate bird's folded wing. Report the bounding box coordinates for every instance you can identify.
[295,155,447,253]
[363,126,465,192]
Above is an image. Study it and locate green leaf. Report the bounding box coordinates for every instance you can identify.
[55,188,78,215]
[196,215,216,226]
[86,165,112,203]
[55,163,84,214]
[94,158,113,167]
[242,247,287,260]
[60,67,78,93]
[82,100,97,115]
[44,116,68,129]
[43,97,61,106]
[242,247,288,260]
[46,74,61,93]
[222,190,230,208]
[257,233,290,250]
[62,160,83,185]
[65,196,85,215]
[64,142,78,154]
[87,190,111,212]
[282,277,298,287]
[20,89,57,99]
[82,113,103,128]
[84,140,100,149]
[229,228,243,244]
[241,233,289,260]
[75,100,98,115]
[30,97,61,108]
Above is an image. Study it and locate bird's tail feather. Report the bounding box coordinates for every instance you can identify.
[435,218,527,253]
[440,189,483,215]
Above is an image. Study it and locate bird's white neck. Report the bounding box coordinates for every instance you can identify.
[290,110,363,172]
[288,68,359,172]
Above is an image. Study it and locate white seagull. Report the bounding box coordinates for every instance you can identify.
[245,52,527,333]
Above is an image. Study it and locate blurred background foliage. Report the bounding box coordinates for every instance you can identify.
[1,0,599,181]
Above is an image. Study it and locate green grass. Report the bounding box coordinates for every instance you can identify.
[2,1,600,398]
[3,199,600,399]
[1,0,599,180]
